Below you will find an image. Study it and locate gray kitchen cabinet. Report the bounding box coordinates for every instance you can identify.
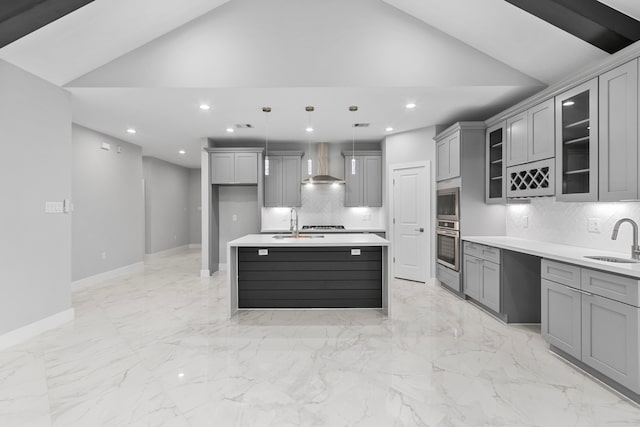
[342,152,382,207]
[481,260,500,313]
[506,111,528,166]
[527,98,556,162]
[463,242,501,313]
[582,293,640,392]
[264,152,302,207]
[541,258,640,396]
[210,152,235,183]
[599,59,639,202]
[235,152,259,184]
[541,278,582,360]
[486,121,506,203]
[505,99,555,168]
[555,78,599,202]
[436,132,460,181]
[211,151,258,184]
[463,254,482,301]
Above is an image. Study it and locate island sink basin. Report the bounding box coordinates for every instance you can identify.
[584,255,640,264]
[272,234,325,239]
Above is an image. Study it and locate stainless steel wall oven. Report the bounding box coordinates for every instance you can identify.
[436,220,460,271]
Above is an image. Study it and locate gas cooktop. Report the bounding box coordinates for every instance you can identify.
[301,225,346,230]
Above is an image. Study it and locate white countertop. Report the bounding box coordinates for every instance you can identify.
[261,228,386,234]
[228,233,390,247]
[463,236,640,279]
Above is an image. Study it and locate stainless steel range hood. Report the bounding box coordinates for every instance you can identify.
[302,142,345,184]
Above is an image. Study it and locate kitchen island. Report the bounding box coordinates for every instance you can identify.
[227,234,391,318]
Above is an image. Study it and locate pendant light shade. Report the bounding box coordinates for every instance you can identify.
[306,106,314,177]
[263,107,271,176]
[349,105,358,175]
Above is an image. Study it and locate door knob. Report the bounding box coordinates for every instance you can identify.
[415,228,424,232]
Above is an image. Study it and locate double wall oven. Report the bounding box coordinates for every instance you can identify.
[436,188,460,271]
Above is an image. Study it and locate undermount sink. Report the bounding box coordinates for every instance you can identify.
[584,255,640,264]
[272,234,325,239]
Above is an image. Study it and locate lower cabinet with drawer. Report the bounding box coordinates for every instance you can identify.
[541,259,640,402]
[463,241,541,323]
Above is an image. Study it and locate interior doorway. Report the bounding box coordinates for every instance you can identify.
[390,162,431,282]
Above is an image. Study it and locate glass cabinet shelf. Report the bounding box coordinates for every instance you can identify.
[555,78,598,201]
[486,122,506,203]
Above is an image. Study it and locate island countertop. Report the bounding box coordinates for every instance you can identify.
[228,233,390,247]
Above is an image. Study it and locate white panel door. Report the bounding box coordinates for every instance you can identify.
[393,165,429,282]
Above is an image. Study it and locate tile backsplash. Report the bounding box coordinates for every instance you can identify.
[261,184,385,230]
[506,197,640,253]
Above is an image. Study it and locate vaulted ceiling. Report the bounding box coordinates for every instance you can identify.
[1,0,638,167]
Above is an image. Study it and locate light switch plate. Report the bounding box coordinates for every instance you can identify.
[588,218,601,233]
[522,216,528,228]
[258,249,268,256]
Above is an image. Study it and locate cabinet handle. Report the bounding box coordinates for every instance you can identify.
[414,228,424,232]
[564,286,592,297]
[577,289,593,297]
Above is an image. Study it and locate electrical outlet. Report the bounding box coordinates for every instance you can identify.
[588,218,601,233]
[232,214,238,221]
[101,251,107,260]
[522,216,528,228]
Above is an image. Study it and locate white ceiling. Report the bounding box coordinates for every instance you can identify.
[0,0,636,168]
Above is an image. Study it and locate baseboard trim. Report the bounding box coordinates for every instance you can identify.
[188,244,202,249]
[72,262,144,291]
[200,269,211,277]
[145,245,189,260]
[0,308,75,351]
[218,263,228,271]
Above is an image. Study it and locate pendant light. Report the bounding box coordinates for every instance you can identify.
[306,106,314,176]
[349,105,358,175]
[263,107,271,176]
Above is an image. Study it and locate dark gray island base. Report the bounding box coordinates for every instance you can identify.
[238,247,382,308]
[227,233,391,317]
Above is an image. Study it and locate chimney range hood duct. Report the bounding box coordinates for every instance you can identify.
[302,143,345,184]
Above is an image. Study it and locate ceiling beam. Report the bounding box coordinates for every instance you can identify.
[505,0,640,54]
[0,0,95,48]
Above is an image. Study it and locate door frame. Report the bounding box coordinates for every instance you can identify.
[388,161,432,282]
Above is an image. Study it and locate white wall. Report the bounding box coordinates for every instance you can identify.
[383,126,438,278]
[188,168,202,245]
[142,157,191,254]
[218,186,260,265]
[72,125,145,281]
[0,60,72,335]
[507,198,640,253]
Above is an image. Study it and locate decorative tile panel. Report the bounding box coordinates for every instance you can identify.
[507,197,640,253]
[262,184,385,230]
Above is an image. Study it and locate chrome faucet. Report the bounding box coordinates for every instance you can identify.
[290,207,299,237]
[611,218,640,260]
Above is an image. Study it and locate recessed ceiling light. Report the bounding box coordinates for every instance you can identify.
[199,104,211,110]
[562,101,575,106]
[178,150,186,155]
[306,127,314,133]
[405,103,416,109]
[126,128,136,134]
[385,127,394,132]
[226,127,234,133]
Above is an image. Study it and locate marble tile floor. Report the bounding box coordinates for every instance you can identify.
[1,250,640,426]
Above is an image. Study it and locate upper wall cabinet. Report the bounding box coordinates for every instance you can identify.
[506,98,555,167]
[211,150,259,184]
[555,78,599,202]
[264,152,302,207]
[342,151,382,207]
[436,133,460,181]
[599,59,639,202]
[486,121,506,203]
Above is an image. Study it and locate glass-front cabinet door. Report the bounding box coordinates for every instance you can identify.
[486,121,506,203]
[555,78,599,201]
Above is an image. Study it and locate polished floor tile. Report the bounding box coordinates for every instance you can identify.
[1,250,639,426]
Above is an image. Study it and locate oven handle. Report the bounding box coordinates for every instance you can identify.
[436,228,459,237]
